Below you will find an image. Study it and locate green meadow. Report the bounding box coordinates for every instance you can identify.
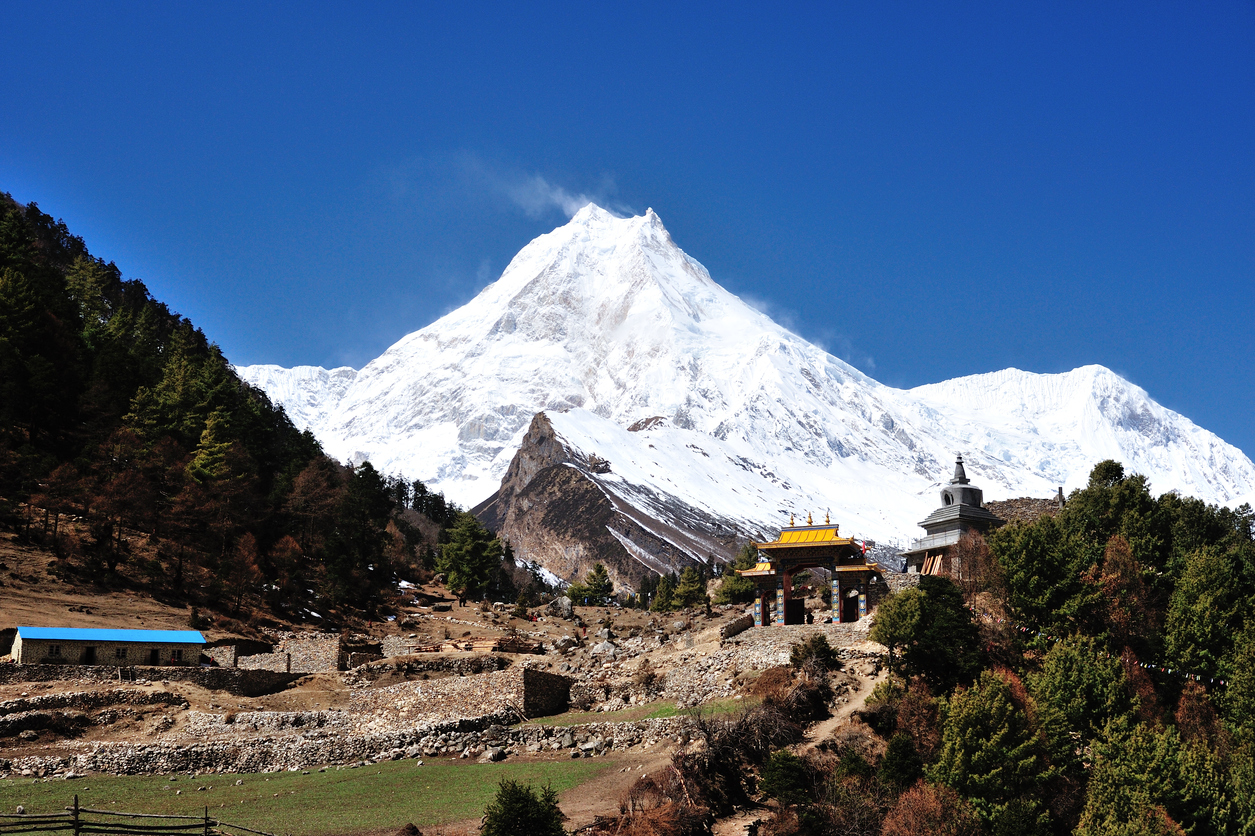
[0,758,612,835]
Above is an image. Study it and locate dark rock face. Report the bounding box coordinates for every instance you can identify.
[473,412,737,592]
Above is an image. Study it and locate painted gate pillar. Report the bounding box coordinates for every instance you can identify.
[754,588,765,627]
[858,584,868,620]
[831,575,841,617]
[775,576,786,625]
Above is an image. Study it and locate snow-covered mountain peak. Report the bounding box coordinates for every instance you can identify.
[237,211,1255,551]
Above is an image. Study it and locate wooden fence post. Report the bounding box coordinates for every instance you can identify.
[205,805,211,836]
[72,795,79,836]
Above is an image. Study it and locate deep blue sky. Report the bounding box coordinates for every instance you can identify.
[3,3,1253,458]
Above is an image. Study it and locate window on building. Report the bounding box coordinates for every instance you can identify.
[115,647,128,660]
[171,648,183,663]
[48,645,61,656]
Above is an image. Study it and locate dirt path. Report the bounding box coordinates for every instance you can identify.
[799,662,884,752]
[712,808,769,836]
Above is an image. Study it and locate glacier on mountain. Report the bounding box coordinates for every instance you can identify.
[236,204,1255,549]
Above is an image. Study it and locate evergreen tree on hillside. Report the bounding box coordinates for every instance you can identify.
[568,562,613,605]
[1027,635,1136,779]
[929,669,1055,834]
[324,461,394,607]
[673,565,707,608]
[437,512,503,604]
[1076,722,1233,836]
[871,576,981,693]
[650,572,676,612]
[715,542,759,604]
[1165,545,1244,681]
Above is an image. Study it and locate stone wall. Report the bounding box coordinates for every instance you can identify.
[282,636,341,672]
[0,713,696,776]
[343,665,569,727]
[0,662,301,697]
[203,646,237,668]
[380,636,412,658]
[236,633,341,673]
[236,653,290,673]
[719,614,754,640]
[0,689,187,738]
[342,655,509,685]
[881,572,920,594]
[346,652,383,669]
[519,668,570,717]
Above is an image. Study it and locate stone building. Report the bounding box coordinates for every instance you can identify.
[11,626,206,666]
[900,455,1005,574]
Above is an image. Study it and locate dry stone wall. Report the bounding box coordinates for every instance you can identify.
[0,663,301,697]
[0,713,697,777]
[236,633,341,673]
[203,646,237,668]
[341,655,508,686]
[881,573,920,594]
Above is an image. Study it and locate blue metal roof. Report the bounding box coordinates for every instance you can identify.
[17,627,205,644]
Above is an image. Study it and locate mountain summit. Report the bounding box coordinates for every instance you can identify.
[238,206,1255,579]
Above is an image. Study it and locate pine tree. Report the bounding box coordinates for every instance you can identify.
[582,562,613,604]
[1027,634,1135,777]
[715,542,760,604]
[1165,546,1243,680]
[871,577,981,692]
[870,586,923,674]
[1077,722,1232,836]
[929,669,1054,832]
[437,512,503,604]
[673,565,707,608]
[650,573,676,612]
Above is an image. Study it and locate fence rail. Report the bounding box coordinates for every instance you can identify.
[0,798,278,836]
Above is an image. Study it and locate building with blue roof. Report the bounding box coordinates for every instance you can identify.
[12,626,206,666]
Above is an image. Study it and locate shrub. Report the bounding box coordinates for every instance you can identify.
[790,634,842,673]
[759,749,813,805]
[634,658,659,690]
[881,781,982,836]
[879,732,925,788]
[480,780,566,836]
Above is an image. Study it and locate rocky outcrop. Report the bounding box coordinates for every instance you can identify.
[473,413,739,592]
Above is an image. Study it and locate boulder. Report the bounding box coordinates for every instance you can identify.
[548,597,574,619]
[477,746,506,763]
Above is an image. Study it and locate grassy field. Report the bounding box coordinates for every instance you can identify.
[0,758,612,835]
[522,696,756,727]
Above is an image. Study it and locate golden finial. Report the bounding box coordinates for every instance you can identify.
[825,510,830,524]
[807,512,813,525]
[789,513,795,526]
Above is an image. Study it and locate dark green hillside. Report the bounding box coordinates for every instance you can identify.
[0,193,526,624]
[828,461,1255,836]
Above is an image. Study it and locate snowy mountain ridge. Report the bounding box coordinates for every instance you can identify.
[237,205,1255,551]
